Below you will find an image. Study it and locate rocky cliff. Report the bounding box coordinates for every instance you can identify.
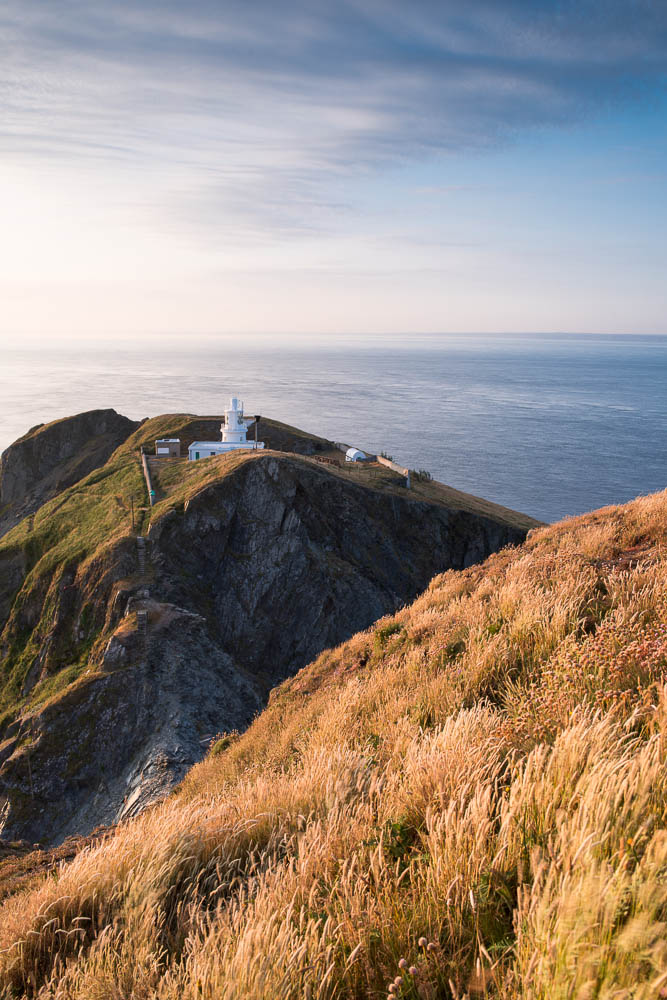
[0,416,540,844]
[0,409,139,538]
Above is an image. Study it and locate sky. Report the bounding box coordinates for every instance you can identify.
[1,0,666,341]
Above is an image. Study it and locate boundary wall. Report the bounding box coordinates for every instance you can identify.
[140,449,156,506]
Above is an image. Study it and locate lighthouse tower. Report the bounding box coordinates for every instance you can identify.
[188,395,265,461]
[221,397,248,445]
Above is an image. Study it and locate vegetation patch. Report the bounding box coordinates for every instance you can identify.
[374,620,405,649]
[207,730,240,757]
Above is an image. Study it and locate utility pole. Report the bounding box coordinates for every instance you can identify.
[130,495,135,534]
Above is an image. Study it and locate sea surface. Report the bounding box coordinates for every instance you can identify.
[0,333,664,524]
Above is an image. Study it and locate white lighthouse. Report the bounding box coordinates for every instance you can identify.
[188,397,265,461]
[221,397,249,445]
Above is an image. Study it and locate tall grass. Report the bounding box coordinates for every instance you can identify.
[0,489,666,999]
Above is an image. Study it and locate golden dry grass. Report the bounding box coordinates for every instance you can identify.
[0,489,666,999]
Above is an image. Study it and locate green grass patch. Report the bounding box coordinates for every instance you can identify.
[27,661,90,711]
[375,621,404,645]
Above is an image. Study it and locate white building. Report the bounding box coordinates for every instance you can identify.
[345,447,366,462]
[188,397,265,462]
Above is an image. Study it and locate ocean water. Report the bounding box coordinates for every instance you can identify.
[0,333,664,524]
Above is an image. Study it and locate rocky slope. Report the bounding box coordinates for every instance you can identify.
[0,415,539,844]
[0,409,139,538]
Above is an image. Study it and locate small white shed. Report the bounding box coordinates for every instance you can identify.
[345,447,366,463]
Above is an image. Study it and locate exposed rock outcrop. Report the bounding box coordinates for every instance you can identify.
[0,409,139,538]
[149,455,530,692]
[0,599,260,843]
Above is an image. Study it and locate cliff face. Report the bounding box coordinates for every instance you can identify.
[149,455,527,692]
[0,600,261,843]
[0,409,139,538]
[0,423,539,845]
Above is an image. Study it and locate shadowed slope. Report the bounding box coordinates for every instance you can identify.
[0,409,139,539]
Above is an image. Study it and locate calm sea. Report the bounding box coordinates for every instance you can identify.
[0,333,664,524]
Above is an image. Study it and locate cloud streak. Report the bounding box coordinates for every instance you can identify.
[2,0,666,241]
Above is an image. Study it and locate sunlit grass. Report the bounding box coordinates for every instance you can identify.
[0,490,665,998]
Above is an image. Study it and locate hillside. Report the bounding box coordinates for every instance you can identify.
[0,409,140,539]
[0,413,536,845]
[0,487,665,998]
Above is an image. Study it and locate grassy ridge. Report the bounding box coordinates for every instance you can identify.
[0,449,145,722]
[0,489,665,998]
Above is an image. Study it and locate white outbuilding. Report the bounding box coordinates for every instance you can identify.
[188,397,265,461]
[345,447,366,463]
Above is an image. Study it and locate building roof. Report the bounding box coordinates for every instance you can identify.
[156,438,180,443]
[188,441,227,449]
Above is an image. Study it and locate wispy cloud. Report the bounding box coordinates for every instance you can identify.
[1,1,666,241]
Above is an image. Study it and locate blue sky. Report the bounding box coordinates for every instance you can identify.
[1,0,666,339]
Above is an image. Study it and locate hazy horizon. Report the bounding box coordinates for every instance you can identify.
[1,331,667,351]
